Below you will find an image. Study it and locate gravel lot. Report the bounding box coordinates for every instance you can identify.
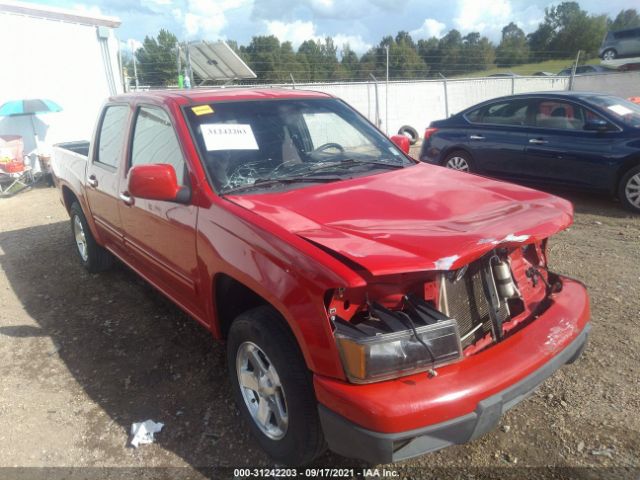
[0,182,638,479]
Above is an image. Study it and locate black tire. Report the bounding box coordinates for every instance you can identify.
[443,150,474,173]
[618,165,640,213]
[227,306,326,465]
[69,202,113,273]
[601,49,617,61]
[397,125,419,145]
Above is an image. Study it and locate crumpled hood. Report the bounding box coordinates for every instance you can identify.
[227,163,573,276]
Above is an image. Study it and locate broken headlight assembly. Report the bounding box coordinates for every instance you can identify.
[333,296,463,384]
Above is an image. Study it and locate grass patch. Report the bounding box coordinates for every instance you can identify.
[454,58,602,78]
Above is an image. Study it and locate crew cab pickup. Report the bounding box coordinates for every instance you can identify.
[52,89,590,465]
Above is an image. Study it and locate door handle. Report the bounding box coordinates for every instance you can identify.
[469,135,485,140]
[87,175,98,187]
[529,138,548,145]
[119,192,134,206]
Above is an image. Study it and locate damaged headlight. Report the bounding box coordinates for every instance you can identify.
[335,317,463,384]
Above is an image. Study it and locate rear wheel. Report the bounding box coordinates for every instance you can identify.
[69,202,113,272]
[602,49,617,61]
[443,150,473,172]
[227,306,325,465]
[619,166,640,213]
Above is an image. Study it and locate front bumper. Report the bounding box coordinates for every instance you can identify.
[315,277,590,463]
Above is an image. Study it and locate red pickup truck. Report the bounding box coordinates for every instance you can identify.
[52,88,590,466]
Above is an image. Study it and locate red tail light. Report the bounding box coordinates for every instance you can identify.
[424,127,438,141]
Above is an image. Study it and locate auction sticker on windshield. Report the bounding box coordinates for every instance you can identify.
[201,124,259,151]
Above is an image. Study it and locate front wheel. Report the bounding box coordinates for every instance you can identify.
[619,166,640,213]
[227,306,326,465]
[443,150,473,172]
[69,202,113,272]
[602,49,617,61]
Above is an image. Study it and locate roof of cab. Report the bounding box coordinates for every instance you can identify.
[109,87,333,105]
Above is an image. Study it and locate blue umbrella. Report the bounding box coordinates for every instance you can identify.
[0,99,62,140]
[0,99,62,116]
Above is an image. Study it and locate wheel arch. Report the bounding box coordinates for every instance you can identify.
[213,272,271,339]
[441,146,475,166]
[613,156,640,197]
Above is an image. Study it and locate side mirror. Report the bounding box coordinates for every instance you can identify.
[127,164,188,203]
[390,135,410,154]
[584,118,609,132]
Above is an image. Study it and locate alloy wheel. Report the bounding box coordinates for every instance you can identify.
[446,156,470,172]
[236,341,288,440]
[73,215,89,262]
[603,50,616,61]
[625,173,640,209]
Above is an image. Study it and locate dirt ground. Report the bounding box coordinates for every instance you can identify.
[0,181,639,479]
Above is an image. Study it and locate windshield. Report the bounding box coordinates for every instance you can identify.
[585,95,640,128]
[183,98,413,194]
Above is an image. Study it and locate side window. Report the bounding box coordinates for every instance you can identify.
[96,105,129,168]
[465,107,482,123]
[479,101,529,126]
[534,101,584,130]
[130,107,186,185]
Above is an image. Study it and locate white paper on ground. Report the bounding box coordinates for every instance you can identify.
[607,104,633,116]
[130,420,164,448]
[201,124,259,151]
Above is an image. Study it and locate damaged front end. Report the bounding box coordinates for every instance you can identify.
[329,240,559,383]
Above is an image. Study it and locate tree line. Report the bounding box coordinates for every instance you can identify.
[130,3,640,87]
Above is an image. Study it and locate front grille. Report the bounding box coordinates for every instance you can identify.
[441,260,509,348]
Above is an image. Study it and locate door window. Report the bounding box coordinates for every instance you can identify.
[96,105,129,168]
[130,107,186,185]
[534,101,585,130]
[468,101,529,126]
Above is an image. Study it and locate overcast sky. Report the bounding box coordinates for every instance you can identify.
[28,0,640,53]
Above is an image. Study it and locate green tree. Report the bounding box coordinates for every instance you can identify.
[527,23,555,61]
[528,2,608,59]
[340,45,360,80]
[610,9,640,30]
[417,37,440,75]
[135,29,178,87]
[496,22,529,67]
[358,32,428,80]
[461,32,495,73]
[436,29,464,76]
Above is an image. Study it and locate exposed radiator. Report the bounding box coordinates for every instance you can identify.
[440,260,510,348]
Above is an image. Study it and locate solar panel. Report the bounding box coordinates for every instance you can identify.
[181,41,256,83]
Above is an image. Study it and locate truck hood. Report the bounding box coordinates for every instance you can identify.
[227,163,573,276]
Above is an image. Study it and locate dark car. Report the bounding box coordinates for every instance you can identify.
[419,92,640,212]
[557,65,615,76]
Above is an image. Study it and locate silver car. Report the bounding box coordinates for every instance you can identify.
[600,27,640,60]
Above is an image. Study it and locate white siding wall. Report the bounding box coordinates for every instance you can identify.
[0,11,121,155]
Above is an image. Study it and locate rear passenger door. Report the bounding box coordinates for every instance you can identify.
[85,104,130,253]
[117,105,202,318]
[523,99,614,188]
[464,99,532,179]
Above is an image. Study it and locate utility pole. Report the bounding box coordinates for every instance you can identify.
[177,44,183,88]
[385,44,389,135]
[438,73,449,118]
[131,44,139,91]
[185,42,194,89]
[369,73,380,128]
[569,50,581,91]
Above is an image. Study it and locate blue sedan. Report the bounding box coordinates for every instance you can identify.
[419,92,640,212]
